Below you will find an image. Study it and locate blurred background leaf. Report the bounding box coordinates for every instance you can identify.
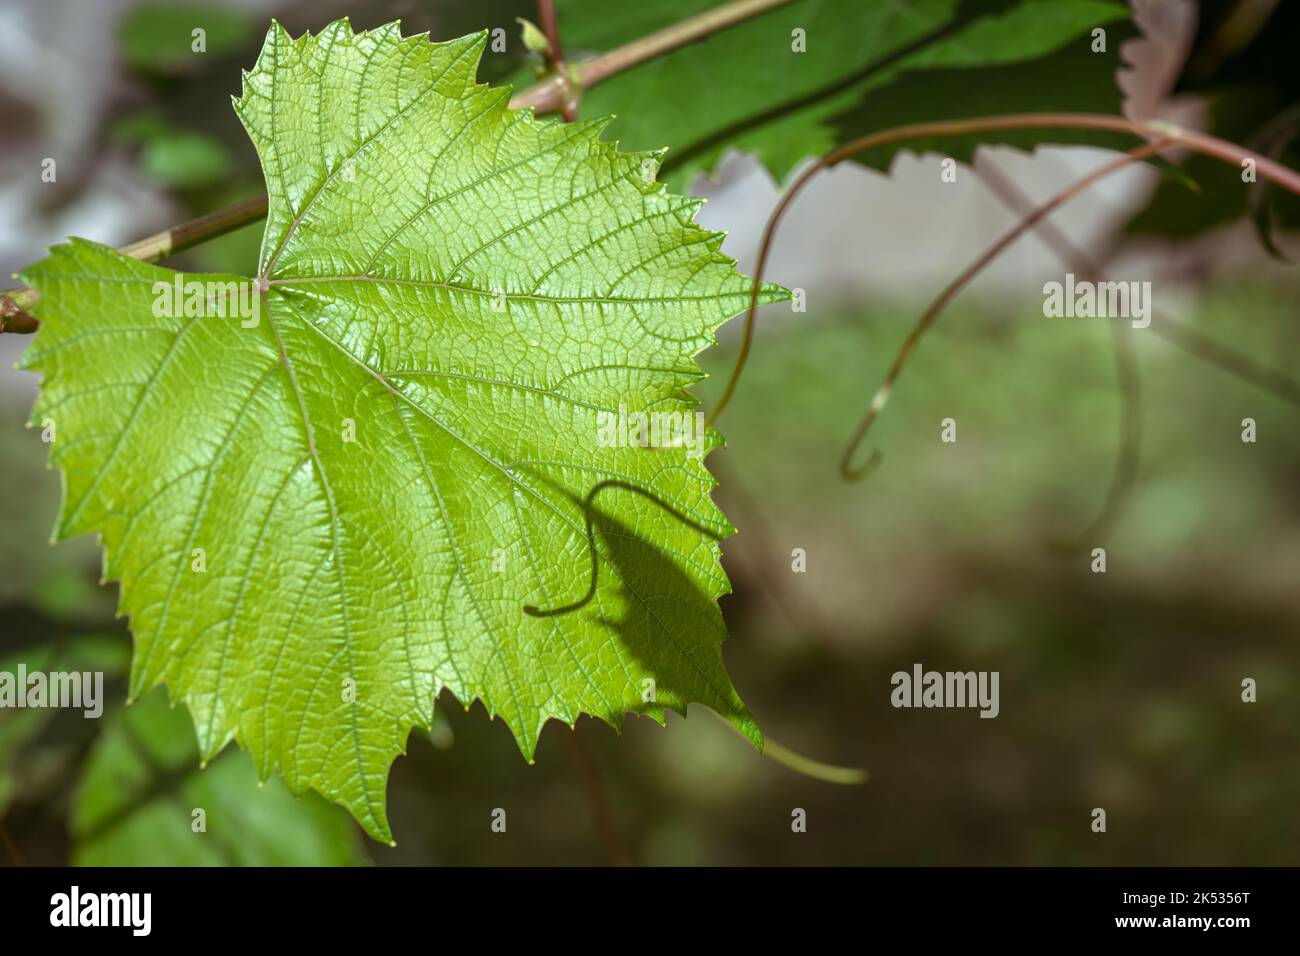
[110,112,231,189]
[0,635,128,852]
[118,3,258,74]
[72,691,368,866]
[561,0,1131,188]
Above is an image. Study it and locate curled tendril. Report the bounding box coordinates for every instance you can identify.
[709,112,1300,488]
[974,160,1141,552]
[976,156,1300,550]
[836,140,1171,482]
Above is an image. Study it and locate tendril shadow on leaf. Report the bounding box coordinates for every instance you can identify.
[517,472,868,784]
[517,472,751,732]
[523,478,727,618]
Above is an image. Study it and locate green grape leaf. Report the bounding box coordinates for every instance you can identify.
[19,20,783,842]
[559,0,1132,188]
[73,690,367,866]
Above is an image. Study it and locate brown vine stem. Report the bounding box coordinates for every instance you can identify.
[707,112,1300,429]
[0,0,797,331]
[571,0,793,90]
[563,729,631,865]
[536,0,566,65]
[979,157,1300,549]
[839,139,1172,479]
[515,0,796,113]
[978,158,1300,410]
[533,0,577,122]
[975,159,1141,552]
[1,193,269,327]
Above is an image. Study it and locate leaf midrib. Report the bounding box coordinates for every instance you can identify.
[266,274,760,307]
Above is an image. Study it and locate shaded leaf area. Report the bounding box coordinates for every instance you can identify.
[20,21,781,841]
[830,19,1136,170]
[559,0,1130,188]
[1173,0,1300,100]
[73,691,366,866]
[1124,0,1300,246]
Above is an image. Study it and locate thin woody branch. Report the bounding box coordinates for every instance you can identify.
[838,139,1173,480]
[707,112,1300,428]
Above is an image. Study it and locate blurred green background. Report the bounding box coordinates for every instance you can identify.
[1,0,1298,865]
